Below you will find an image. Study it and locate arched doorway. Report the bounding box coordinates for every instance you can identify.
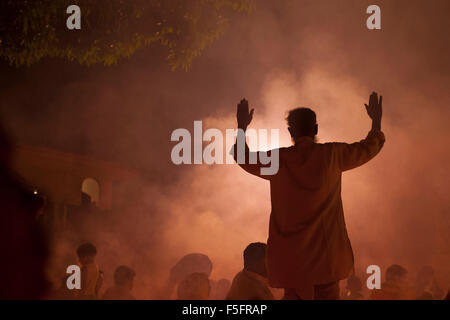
[81,177,100,205]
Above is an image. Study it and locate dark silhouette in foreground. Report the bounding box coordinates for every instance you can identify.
[233,92,385,299]
[0,124,49,299]
[226,242,274,300]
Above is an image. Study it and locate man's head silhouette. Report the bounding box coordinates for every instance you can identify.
[386,264,407,284]
[244,242,267,278]
[286,107,318,140]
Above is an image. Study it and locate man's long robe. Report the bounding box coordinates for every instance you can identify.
[234,130,385,292]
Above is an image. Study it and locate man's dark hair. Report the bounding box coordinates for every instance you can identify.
[386,264,407,282]
[286,107,317,138]
[114,265,136,286]
[76,242,97,258]
[243,242,266,269]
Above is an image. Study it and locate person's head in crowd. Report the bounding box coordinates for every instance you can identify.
[114,265,136,291]
[371,264,415,300]
[344,275,364,299]
[286,107,318,140]
[386,264,408,284]
[81,192,92,206]
[347,275,363,293]
[177,273,210,300]
[163,253,212,298]
[76,242,97,266]
[244,242,268,278]
[226,243,274,300]
[170,253,212,285]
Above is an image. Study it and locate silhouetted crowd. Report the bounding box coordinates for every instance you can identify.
[46,241,448,300]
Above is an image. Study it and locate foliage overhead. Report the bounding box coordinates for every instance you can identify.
[0,0,253,70]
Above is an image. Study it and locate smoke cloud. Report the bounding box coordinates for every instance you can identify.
[0,0,448,298]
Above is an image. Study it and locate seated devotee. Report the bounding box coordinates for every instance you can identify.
[177,273,210,300]
[370,264,415,300]
[162,253,212,298]
[76,242,102,299]
[226,242,274,300]
[414,266,443,300]
[209,278,231,300]
[102,265,136,300]
[342,275,364,300]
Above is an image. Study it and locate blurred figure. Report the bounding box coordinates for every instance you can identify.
[344,276,364,300]
[0,124,49,299]
[233,93,385,299]
[343,275,364,300]
[371,264,415,300]
[102,265,136,300]
[209,278,231,300]
[226,242,274,300]
[162,253,212,299]
[414,266,443,300]
[177,272,210,300]
[76,242,101,299]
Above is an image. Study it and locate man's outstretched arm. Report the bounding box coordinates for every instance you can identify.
[334,92,386,171]
[231,99,273,179]
[365,91,383,132]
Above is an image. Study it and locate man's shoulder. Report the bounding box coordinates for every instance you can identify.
[278,146,292,153]
[320,141,343,147]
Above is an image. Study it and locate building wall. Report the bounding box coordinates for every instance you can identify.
[10,144,139,211]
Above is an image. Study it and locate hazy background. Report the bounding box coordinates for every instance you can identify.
[0,0,449,298]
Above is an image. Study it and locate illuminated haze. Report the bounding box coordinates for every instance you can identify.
[0,0,449,297]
